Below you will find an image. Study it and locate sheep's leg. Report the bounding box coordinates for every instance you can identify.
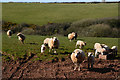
[88,63,90,69]
[22,41,24,44]
[20,40,23,44]
[115,51,117,56]
[74,63,77,71]
[54,49,57,53]
[75,44,77,48]
[95,50,98,57]
[52,49,54,51]
[101,52,104,55]
[79,45,82,49]
[49,49,51,52]
[91,64,93,69]
[78,63,81,71]
[79,46,81,49]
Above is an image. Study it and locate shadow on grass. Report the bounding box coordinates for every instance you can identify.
[86,48,94,50]
[60,51,71,55]
[59,47,68,50]
[113,57,120,60]
[26,43,38,45]
[88,67,116,74]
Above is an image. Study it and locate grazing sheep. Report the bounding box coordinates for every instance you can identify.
[75,40,86,49]
[17,33,25,44]
[7,30,12,38]
[44,38,51,46]
[74,32,78,40]
[87,52,95,69]
[41,44,46,53]
[101,44,110,52]
[48,37,59,53]
[68,32,77,41]
[95,48,106,57]
[71,49,85,71]
[111,46,117,56]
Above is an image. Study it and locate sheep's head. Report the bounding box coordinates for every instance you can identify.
[102,48,107,55]
[74,49,82,58]
[75,52,81,58]
[87,52,93,57]
[41,44,46,53]
[53,37,58,42]
[102,48,106,52]
[101,44,106,47]
[84,42,87,45]
[17,33,22,36]
[101,44,108,48]
[72,32,75,37]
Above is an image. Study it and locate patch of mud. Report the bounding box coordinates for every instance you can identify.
[2,55,120,79]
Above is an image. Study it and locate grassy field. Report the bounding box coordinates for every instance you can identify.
[2,3,118,25]
[2,33,119,61]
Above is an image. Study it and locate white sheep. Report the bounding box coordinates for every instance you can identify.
[17,33,25,44]
[87,52,95,69]
[95,48,106,57]
[48,37,59,53]
[71,49,85,71]
[111,46,117,56]
[41,44,46,53]
[43,38,51,46]
[75,40,86,49]
[7,30,12,38]
[94,43,102,50]
[68,32,77,42]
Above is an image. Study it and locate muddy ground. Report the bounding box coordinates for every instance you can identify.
[2,53,120,80]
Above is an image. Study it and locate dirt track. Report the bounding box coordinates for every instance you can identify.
[2,54,120,80]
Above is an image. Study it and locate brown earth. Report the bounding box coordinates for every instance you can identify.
[2,53,120,80]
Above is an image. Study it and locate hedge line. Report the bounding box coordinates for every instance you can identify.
[2,17,120,37]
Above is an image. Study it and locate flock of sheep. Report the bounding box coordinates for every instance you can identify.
[7,30,118,71]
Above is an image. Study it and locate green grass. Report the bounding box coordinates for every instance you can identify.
[2,33,119,61]
[2,3,118,25]
[0,31,1,61]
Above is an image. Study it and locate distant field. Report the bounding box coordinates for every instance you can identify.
[2,33,119,61]
[2,3,118,25]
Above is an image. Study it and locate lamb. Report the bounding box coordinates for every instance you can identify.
[75,40,86,49]
[87,52,95,69]
[95,48,106,57]
[68,32,77,41]
[41,44,46,53]
[17,33,25,44]
[48,37,59,53]
[111,46,117,56]
[71,49,85,71]
[7,30,12,38]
